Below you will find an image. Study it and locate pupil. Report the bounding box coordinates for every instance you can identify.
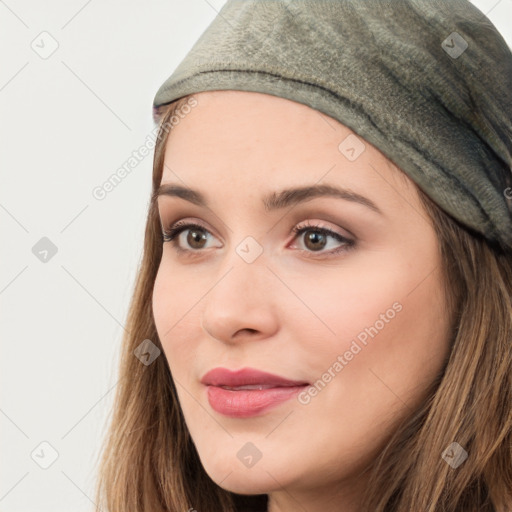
[306,231,326,251]
[188,230,206,248]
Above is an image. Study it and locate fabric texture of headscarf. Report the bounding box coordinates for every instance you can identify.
[153,0,512,251]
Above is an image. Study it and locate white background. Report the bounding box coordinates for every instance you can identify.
[1,1,511,510]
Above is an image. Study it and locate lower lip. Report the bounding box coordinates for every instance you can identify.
[206,385,309,418]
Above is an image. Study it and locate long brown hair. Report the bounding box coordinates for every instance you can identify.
[94,95,512,512]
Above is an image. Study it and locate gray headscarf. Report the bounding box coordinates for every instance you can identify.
[153,0,512,251]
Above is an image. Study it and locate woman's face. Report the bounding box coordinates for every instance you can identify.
[152,90,452,511]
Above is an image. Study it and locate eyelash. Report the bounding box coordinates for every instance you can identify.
[161,220,355,258]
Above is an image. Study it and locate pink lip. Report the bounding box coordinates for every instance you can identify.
[201,367,310,418]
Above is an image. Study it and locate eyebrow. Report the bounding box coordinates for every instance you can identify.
[154,183,383,215]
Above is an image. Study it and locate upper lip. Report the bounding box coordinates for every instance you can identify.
[200,367,310,387]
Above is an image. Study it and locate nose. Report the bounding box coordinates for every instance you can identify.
[201,253,279,345]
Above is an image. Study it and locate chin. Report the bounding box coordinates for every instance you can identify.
[202,459,286,495]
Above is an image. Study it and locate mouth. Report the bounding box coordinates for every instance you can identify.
[216,384,298,390]
[200,367,310,418]
[204,384,309,418]
[200,366,310,388]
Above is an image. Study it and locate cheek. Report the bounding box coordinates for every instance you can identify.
[283,265,449,481]
[282,256,405,368]
[292,239,448,379]
[152,265,172,336]
[152,258,199,331]
[152,263,199,372]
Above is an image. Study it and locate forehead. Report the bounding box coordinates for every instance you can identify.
[164,91,339,160]
[161,90,414,205]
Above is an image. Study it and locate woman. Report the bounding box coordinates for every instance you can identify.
[94,1,512,511]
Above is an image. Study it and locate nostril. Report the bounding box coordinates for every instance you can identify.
[235,328,258,336]
[230,330,258,343]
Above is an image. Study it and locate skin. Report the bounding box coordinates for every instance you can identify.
[152,90,453,512]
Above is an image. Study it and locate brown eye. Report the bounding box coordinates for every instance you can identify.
[302,230,328,251]
[162,221,219,253]
[161,219,355,258]
[185,228,208,249]
[291,222,355,257]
